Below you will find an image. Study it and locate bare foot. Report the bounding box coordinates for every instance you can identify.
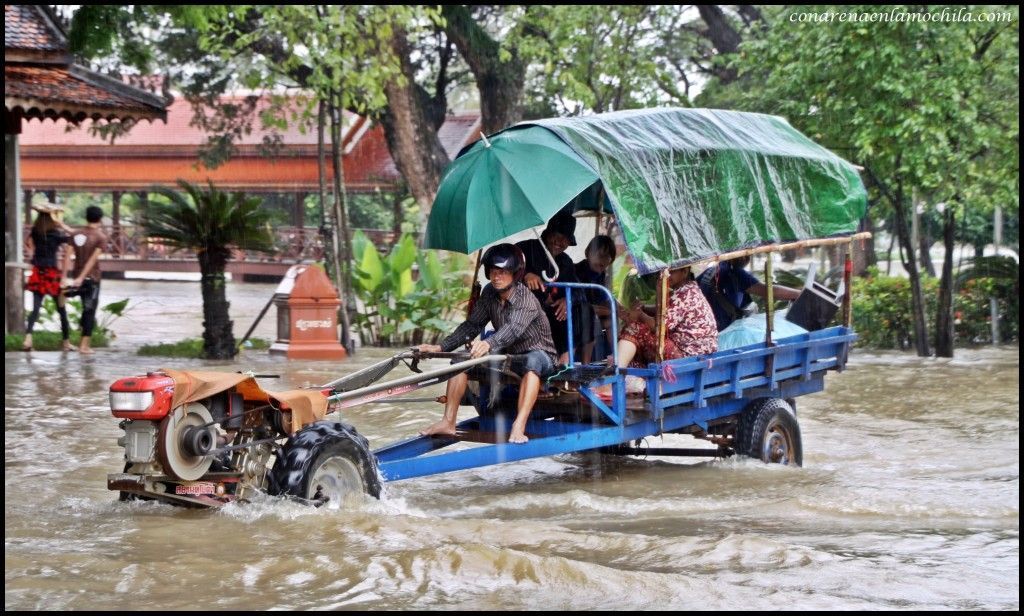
[509,423,529,444]
[78,347,95,355]
[419,419,457,437]
[62,341,75,352]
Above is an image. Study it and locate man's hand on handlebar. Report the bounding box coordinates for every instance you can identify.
[469,340,491,359]
[415,344,442,354]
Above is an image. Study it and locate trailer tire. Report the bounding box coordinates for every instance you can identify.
[735,398,802,466]
[270,421,381,506]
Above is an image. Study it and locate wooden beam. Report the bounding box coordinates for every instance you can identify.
[690,232,873,267]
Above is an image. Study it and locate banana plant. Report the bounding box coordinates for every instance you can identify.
[350,232,470,346]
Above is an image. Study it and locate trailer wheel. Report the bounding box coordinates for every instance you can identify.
[270,421,381,506]
[735,398,802,466]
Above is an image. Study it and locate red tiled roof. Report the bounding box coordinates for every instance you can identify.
[351,114,483,180]
[20,94,480,163]
[20,91,481,191]
[19,96,331,146]
[5,5,168,124]
[4,5,64,52]
[7,66,161,115]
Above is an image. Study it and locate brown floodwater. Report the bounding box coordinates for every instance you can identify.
[4,280,1019,610]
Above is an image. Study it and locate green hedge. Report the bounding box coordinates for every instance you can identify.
[6,330,110,352]
[138,337,270,358]
[851,268,1018,349]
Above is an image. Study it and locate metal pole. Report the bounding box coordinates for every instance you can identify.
[991,206,1002,345]
[842,241,853,327]
[565,287,575,365]
[765,256,774,347]
[656,269,669,363]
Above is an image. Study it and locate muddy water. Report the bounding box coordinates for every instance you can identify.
[4,281,1019,609]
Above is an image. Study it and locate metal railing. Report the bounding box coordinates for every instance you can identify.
[23,225,402,263]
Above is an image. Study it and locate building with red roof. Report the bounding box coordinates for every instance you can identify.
[5,4,170,333]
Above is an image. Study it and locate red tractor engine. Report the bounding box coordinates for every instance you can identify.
[109,372,175,420]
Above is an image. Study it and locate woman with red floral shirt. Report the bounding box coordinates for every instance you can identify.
[617,265,718,369]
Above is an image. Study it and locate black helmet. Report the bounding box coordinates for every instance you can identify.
[482,243,526,284]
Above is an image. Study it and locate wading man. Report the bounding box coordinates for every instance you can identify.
[417,243,557,444]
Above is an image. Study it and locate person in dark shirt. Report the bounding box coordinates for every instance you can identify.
[697,256,801,331]
[515,210,579,363]
[416,244,556,444]
[574,235,616,363]
[22,203,73,352]
[65,206,108,354]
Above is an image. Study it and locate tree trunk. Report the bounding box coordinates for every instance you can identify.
[934,204,956,357]
[697,5,741,83]
[379,25,450,216]
[891,197,932,356]
[441,5,526,134]
[198,251,235,359]
[919,227,936,277]
[860,214,878,272]
[329,99,353,352]
[5,133,25,335]
[391,190,404,239]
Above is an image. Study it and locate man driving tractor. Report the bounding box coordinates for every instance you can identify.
[416,243,558,444]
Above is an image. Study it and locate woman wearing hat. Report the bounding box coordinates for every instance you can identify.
[22,202,74,352]
[596,265,718,397]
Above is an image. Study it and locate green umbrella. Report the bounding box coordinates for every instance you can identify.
[425,126,600,254]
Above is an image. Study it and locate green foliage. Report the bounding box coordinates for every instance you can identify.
[722,5,1018,225]
[6,330,110,352]
[350,231,470,346]
[197,6,439,116]
[144,181,277,258]
[144,180,275,359]
[8,296,129,350]
[852,266,1018,349]
[138,337,270,357]
[515,5,697,114]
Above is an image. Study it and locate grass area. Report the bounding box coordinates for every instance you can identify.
[6,330,110,352]
[137,337,271,358]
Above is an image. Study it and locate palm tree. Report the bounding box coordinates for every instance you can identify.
[144,180,276,359]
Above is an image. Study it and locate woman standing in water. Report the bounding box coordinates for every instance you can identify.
[22,202,74,352]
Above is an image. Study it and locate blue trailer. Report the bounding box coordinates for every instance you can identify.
[108,108,871,508]
[371,301,858,484]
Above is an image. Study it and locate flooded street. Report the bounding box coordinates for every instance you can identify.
[5,280,1019,610]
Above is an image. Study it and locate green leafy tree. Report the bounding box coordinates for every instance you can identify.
[143,181,276,359]
[516,5,702,114]
[716,5,1019,357]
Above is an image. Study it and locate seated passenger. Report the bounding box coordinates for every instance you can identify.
[515,210,579,364]
[574,235,616,363]
[697,256,800,331]
[416,243,557,444]
[614,265,718,369]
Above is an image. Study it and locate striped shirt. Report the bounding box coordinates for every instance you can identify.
[439,282,557,358]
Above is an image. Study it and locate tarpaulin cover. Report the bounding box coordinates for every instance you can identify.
[162,369,328,434]
[716,309,809,351]
[427,107,867,274]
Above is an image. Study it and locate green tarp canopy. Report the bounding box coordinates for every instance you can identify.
[425,107,867,274]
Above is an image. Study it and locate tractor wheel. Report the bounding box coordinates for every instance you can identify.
[270,421,381,506]
[735,398,803,466]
